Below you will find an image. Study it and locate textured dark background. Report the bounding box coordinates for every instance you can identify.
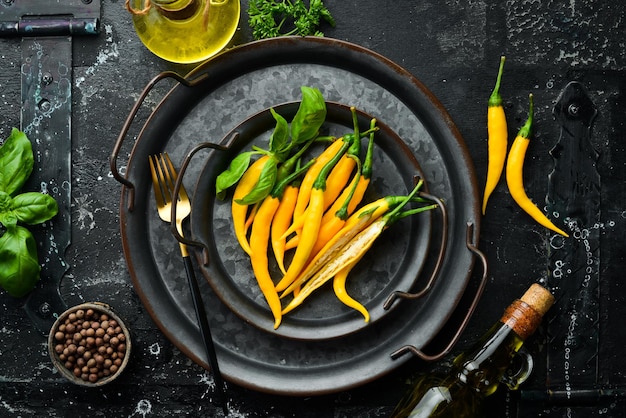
[1,1,625,417]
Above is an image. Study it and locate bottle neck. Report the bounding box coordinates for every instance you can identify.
[126,0,203,20]
[154,0,202,20]
[500,299,543,341]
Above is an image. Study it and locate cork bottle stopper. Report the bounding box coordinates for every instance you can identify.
[520,283,554,317]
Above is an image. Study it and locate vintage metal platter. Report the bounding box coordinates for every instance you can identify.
[115,36,480,395]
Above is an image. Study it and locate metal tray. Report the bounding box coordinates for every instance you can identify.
[185,101,434,341]
[111,36,481,396]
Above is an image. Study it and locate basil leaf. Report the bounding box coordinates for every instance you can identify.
[215,151,254,200]
[0,225,41,297]
[0,128,34,196]
[0,191,16,227]
[10,192,59,225]
[0,190,10,213]
[290,86,327,145]
[235,157,278,205]
[268,108,290,158]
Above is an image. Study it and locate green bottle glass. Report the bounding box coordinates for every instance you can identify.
[126,0,240,64]
[390,283,554,418]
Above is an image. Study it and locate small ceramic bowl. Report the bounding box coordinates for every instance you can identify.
[48,302,131,386]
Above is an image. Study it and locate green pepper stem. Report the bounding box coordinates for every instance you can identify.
[276,135,316,182]
[395,204,439,221]
[271,158,316,199]
[361,119,376,180]
[312,139,351,190]
[349,106,360,154]
[488,56,505,108]
[517,93,534,139]
[382,179,425,224]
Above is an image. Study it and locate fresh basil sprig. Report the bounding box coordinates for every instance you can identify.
[0,128,58,297]
[215,86,327,202]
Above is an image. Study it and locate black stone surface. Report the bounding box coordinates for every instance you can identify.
[1,1,625,417]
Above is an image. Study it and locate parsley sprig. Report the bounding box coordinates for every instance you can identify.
[248,0,335,40]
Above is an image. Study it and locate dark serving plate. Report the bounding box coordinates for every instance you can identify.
[112,36,480,396]
[188,100,433,340]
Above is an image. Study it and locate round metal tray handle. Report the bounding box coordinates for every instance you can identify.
[389,222,488,362]
[383,191,449,310]
[171,138,234,265]
[109,70,209,211]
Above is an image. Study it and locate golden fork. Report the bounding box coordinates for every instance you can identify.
[149,153,226,410]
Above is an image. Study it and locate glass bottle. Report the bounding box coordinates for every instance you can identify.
[126,0,240,64]
[390,283,554,418]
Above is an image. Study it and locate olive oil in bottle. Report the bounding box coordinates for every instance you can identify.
[126,0,240,64]
[390,283,554,418]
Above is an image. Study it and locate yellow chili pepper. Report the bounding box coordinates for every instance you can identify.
[244,201,260,231]
[270,183,299,275]
[482,56,508,215]
[323,152,357,209]
[321,118,376,225]
[248,195,283,329]
[311,166,360,257]
[249,158,316,328]
[275,139,351,292]
[282,182,436,315]
[291,137,345,224]
[285,109,377,238]
[284,233,300,251]
[321,170,366,225]
[320,110,364,210]
[332,256,370,322]
[506,94,569,237]
[282,216,387,315]
[279,192,420,298]
[232,155,272,255]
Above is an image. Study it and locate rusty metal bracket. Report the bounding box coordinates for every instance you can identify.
[1,1,101,335]
[544,81,601,401]
[0,0,100,36]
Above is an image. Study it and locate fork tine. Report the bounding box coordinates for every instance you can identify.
[155,154,173,206]
[163,153,190,201]
[149,155,166,208]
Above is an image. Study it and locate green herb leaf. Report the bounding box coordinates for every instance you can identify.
[0,191,17,227]
[268,108,290,158]
[215,151,255,200]
[10,192,59,225]
[290,86,327,145]
[0,128,34,196]
[0,128,59,299]
[248,0,335,40]
[0,225,41,297]
[235,157,278,205]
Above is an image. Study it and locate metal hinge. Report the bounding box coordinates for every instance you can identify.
[1,1,101,334]
[0,0,100,36]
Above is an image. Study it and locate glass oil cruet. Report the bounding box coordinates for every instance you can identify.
[125,0,240,64]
